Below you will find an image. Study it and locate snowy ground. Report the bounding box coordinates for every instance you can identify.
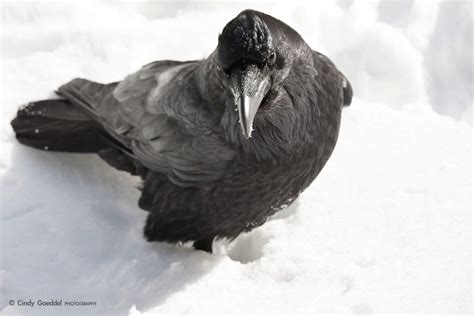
[0,1,472,315]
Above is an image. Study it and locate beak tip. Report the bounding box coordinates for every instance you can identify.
[241,124,253,139]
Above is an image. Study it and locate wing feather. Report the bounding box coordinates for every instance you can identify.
[115,60,236,186]
[59,60,235,187]
[312,50,353,106]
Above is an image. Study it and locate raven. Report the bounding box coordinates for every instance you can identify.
[11,10,352,253]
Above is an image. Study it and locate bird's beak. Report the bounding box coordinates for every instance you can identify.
[231,66,270,139]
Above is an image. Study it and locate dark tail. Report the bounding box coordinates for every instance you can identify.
[11,99,108,153]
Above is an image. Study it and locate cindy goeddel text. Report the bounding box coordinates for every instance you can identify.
[9,299,97,308]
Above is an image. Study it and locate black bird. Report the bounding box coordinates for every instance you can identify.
[11,10,352,253]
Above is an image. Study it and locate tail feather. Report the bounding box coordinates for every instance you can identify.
[11,99,108,153]
[11,80,143,176]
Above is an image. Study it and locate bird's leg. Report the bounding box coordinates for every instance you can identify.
[193,239,213,253]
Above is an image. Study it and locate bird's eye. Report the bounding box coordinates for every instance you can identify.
[268,51,276,65]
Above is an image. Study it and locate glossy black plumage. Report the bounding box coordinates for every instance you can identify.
[10,10,352,252]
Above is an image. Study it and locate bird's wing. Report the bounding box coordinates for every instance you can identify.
[59,60,236,187]
[312,51,353,106]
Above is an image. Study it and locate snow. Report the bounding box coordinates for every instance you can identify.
[0,0,472,315]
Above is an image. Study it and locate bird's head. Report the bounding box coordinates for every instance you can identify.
[216,9,307,139]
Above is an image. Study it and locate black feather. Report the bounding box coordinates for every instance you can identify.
[11,99,108,153]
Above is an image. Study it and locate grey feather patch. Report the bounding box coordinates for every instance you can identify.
[111,61,236,186]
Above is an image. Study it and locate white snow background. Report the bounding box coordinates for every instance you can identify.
[0,0,472,315]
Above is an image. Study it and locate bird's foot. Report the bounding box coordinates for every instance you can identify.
[193,239,213,253]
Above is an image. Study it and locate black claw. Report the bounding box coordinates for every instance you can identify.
[193,239,213,253]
